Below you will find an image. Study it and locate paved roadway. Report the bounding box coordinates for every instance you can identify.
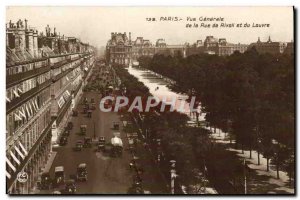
[41,91,133,194]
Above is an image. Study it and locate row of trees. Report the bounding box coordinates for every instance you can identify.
[114,65,219,193]
[138,48,295,182]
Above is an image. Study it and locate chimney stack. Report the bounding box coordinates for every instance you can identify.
[24,19,28,30]
[15,19,26,52]
[33,30,38,58]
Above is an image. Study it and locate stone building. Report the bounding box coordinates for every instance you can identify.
[284,41,294,55]
[186,36,248,56]
[106,32,132,65]
[248,36,287,55]
[106,33,188,66]
[6,19,95,194]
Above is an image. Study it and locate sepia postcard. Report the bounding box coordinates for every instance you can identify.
[5,6,295,195]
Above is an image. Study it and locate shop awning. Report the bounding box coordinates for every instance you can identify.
[14,146,25,159]
[13,89,20,98]
[10,151,20,165]
[14,113,22,121]
[18,141,28,156]
[6,158,16,172]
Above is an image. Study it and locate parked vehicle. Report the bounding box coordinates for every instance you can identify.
[39,172,52,190]
[59,136,68,146]
[77,163,88,181]
[113,122,120,130]
[87,110,92,118]
[74,140,83,151]
[90,103,96,110]
[97,137,106,152]
[83,137,92,148]
[64,179,76,194]
[72,109,78,117]
[83,104,89,114]
[62,129,70,137]
[80,125,87,135]
[54,166,65,185]
[67,122,73,130]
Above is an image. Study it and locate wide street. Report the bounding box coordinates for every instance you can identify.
[41,90,133,194]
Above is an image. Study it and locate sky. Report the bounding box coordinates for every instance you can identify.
[6,6,294,49]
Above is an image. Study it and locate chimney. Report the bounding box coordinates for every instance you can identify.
[26,28,34,57]
[33,30,38,58]
[14,19,26,52]
[129,32,131,42]
[268,36,272,43]
[24,19,28,30]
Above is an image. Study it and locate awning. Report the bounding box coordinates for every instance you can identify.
[14,113,22,121]
[10,151,20,165]
[18,88,23,94]
[58,96,65,108]
[18,141,28,156]
[19,109,26,120]
[14,146,25,159]
[6,171,11,179]
[31,101,37,112]
[13,89,20,98]
[25,105,31,118]
[6,158,16,172]
[35,99,39,110]
[66,90,71,96]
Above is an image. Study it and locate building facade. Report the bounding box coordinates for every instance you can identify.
[106,33,188,66]
[106,33,251,67]
[106,32,133,65]
[186,36,248,56]
[248,36,287,55]
[284,41,294,55]
[6,19,95,194]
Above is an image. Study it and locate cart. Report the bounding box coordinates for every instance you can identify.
[97,137,106,151]
[54,166,65,185]
[40,172,52,190]
[91,103,96,110]
[64,179,76,194]
[87,110,92,118]
[83,137,92,148]
[77,163,88,181]
[113,122,120,130]
[80,125,87,135]
[74,140,83,151]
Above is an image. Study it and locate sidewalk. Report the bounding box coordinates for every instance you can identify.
[43,151,57,173]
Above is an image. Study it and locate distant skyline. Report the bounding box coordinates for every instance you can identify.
[6,7,294,48]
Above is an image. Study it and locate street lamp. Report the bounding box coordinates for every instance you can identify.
[227,119,233,144]
[243,159,248,194]
[170,160,177,194]
[157,139,161,162]
[272,139,280,179]
[257,138,262,165]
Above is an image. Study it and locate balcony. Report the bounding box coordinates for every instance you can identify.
[52,60,84,83]
[6,80,51,114]
[6,65,51,88]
